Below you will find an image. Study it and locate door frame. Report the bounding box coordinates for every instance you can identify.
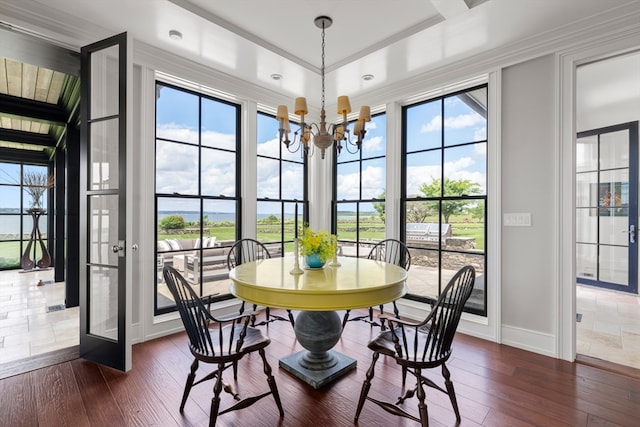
[559,39,640,362]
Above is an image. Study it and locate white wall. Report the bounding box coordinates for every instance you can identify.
[500,54,559,355]
[576,52,640,132]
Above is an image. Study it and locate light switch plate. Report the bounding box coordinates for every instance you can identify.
[504,213,532,227]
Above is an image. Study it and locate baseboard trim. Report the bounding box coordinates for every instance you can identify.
[501,324,556,357]
[0,345,79,379]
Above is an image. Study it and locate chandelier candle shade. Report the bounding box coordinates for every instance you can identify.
[277,16,371,159]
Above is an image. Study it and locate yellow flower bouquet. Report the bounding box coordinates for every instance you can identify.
[299,227,337,267]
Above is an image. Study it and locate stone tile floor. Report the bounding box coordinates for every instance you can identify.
[0,268,78,365]
[576,284,640,369]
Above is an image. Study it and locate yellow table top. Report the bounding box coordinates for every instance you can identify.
[228,256,407,311]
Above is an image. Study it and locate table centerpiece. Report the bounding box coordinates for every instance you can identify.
[299,227,337,269]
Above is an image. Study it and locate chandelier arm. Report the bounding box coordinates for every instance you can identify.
[278,16,366,160]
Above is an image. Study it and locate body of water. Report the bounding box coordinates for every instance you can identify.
[0,214,47,236]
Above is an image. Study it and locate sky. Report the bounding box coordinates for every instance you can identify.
[142,84,486,216]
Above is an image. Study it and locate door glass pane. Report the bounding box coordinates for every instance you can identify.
[600,130,629,170]
[89,266,118,340]
[576,171,597,207]
[599,245,628,285]
[90,45,119,120]
[90,119,119,190]
[576,135,598,173]
[576,243,597,279]
[89,195,119,265]
[576,208,597,243]
[598,169,629,246]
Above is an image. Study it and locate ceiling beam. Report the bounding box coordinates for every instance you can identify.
[429,0,469,20]
[0,27,80,76]
[0,128,56,146]
[0,146,50,163]
[0,93,68,126]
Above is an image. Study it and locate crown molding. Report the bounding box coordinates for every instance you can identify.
[355,4,640,108]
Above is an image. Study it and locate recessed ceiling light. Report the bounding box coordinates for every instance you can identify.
[362,74,374,81]
[169,30,182,41]
[270,73,282,81]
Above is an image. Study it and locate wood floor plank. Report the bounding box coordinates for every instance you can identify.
[31,362,90,427]
[0,368,38,427]
[0,307,639,426]
[69,358,126,426]
[99,359,178,426]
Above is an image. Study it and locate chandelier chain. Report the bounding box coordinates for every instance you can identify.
[320,22,326,112]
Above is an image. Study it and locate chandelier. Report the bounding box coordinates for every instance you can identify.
[276,16,371,159]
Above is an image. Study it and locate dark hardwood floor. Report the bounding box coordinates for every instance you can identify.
[1,308,639,426]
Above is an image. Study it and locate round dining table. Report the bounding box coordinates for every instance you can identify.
[229,255,407,389]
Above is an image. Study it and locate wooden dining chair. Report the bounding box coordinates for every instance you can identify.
[163,265,284,427]
[342,238,411,329]
[354,265,476,427]
[227,238,295,327]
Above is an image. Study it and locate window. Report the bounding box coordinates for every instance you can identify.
[0,162,50,270]
[334,113,386,256]
[256,112,306,255]
[155,82,240,314]
[403,85,487,315]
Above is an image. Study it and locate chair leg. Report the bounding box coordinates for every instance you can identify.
[265,306,271,322]
[287,309,295,327]
[342,309,351,328]
[259,348,284,417]
[180,358,198,412]
[251,304,258,326]
[442,363,461,422]
[378,304,386,330]
[209,364,224,427]
[415,368,429,427]
[354,352,380,422]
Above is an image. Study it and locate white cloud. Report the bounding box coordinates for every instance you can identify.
[363,135,384,152]
[336,165,385,200]
[406,156,486,194]
[420,112,484,133]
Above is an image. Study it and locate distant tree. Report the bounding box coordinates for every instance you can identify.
[469,202,485,221]
[406,200,435,223]
[372,190,386,222]
[418,178,482,223]
[263,215,279,223]
[159,215,186,231]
